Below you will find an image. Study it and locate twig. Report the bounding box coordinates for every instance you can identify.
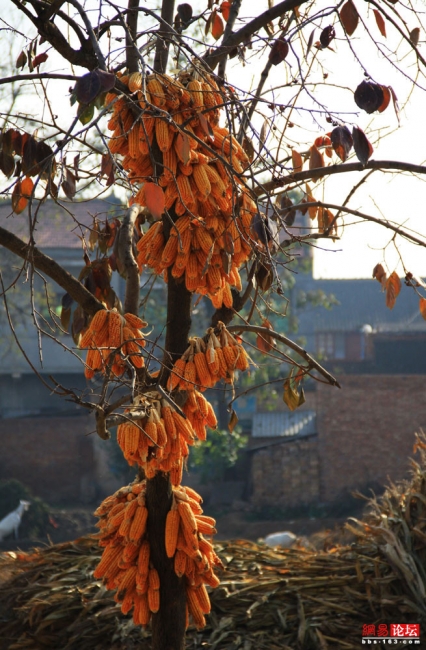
[227,324,341,388]
[217,0,243,78]
[0,225,104,316]
[118,204,142,315]
[255,160,426,197]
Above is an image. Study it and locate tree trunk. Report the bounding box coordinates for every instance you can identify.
[145,270,192,650]
[146,473,186,650]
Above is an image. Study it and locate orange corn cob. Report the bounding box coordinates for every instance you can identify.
[137,539,150,575]
[148,586,160,613]
[147,78,166,107]
[167,358,186,391]
[93,543,122,579]
[165,507,180,558]
[186,587,206,629]
[129,505,148,544]
[155,119,172,152]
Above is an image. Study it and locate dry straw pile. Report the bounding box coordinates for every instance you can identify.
[1,432,426,650]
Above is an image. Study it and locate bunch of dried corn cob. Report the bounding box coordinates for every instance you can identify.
[93,481,155,626]
[165,485,221,629]
[79,309,146,378]
[105,71,259,308]
[116,390,217,484]
[167,322,249,391]
[93,481,220,629]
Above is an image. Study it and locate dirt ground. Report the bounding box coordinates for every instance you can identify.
[0,505,352,552]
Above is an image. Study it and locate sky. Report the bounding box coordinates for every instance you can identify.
[1,0,426,280]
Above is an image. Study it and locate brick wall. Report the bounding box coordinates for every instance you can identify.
[250,435,320,508]
[316,375,426,503]
[0,415,95,503]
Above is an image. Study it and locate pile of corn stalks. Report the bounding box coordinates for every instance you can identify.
[1,433,426,650]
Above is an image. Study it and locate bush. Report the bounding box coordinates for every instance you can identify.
[0,479,50,539]
[189,428,248,484]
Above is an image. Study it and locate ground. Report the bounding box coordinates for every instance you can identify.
[0,504,352,552]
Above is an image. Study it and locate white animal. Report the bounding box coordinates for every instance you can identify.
[263,531,297,549]
[0,500,31,541]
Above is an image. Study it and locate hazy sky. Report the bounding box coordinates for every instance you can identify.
[2,0,426,280]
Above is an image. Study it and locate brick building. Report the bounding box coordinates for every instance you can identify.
[0,198,127,502]
[249,276,426,509]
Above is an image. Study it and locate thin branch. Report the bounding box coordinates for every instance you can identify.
[227,324,341,388]
[126,0,140,74]
[205,0,308,71]
[255,160,426,197]
[291,201,426,249]
[153,0,176,73]
[0,73,79,86]
[66,0,107,70]
[0,225,104,316]
[118,204,142,315]
[217,0,243,78]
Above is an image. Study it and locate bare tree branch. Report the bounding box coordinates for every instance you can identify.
[227,324,341,388]
[0,225,104,316]
[205,0,308,71]
[255,160,426,196]
[118,204,142,315]
[153,0,176,73]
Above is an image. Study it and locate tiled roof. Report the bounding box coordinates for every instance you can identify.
[252,411,316,438]
[295,277,426,334]
[0,197,124,250]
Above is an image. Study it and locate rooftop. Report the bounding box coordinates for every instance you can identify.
[0,197,124,250]
[295,277,426,334]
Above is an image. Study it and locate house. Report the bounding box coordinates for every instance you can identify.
[249,273,426,509]
[0,197,127,502]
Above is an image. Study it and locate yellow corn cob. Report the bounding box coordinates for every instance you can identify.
[163,146,177,181]
[179,161,193,176]
[128,123,141,159]
[156,418,167,447]
[148,586,160,613]
[155,119,172,153]
[161,234,179,267]
[122,542,140,565]
[187,587,206,628]
[235,345,249,371]
[184,359,197,391]
[164,182,178,210]
[194,226,214,255]
[195,583,211,614]
[207,266,223,294]
[137,539,150,575]
[144,420,158,445]
[161,405,177,438]
[124,422,140,459]
[93,543,122,579]
[129,505,148,544]
[177,500,197,536]
[128,71,142,93]
[222,281,233,308]
[222,343,238,371]
[195,514,217,536]
[108,310,123,349]
[167,357,186,391]
[177,173,195,206]
[194,351,212,390]
[165,508,180,558]
[136,593,151,626]
[187,80,204,108]
[200,81,217,109]
[206,400,218,428]
[117,565,138,597]
[192,164,211,200]
[174,549,187,577]
[170,460,183,486]
[136,570,148,595]
[147,78,166,107]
